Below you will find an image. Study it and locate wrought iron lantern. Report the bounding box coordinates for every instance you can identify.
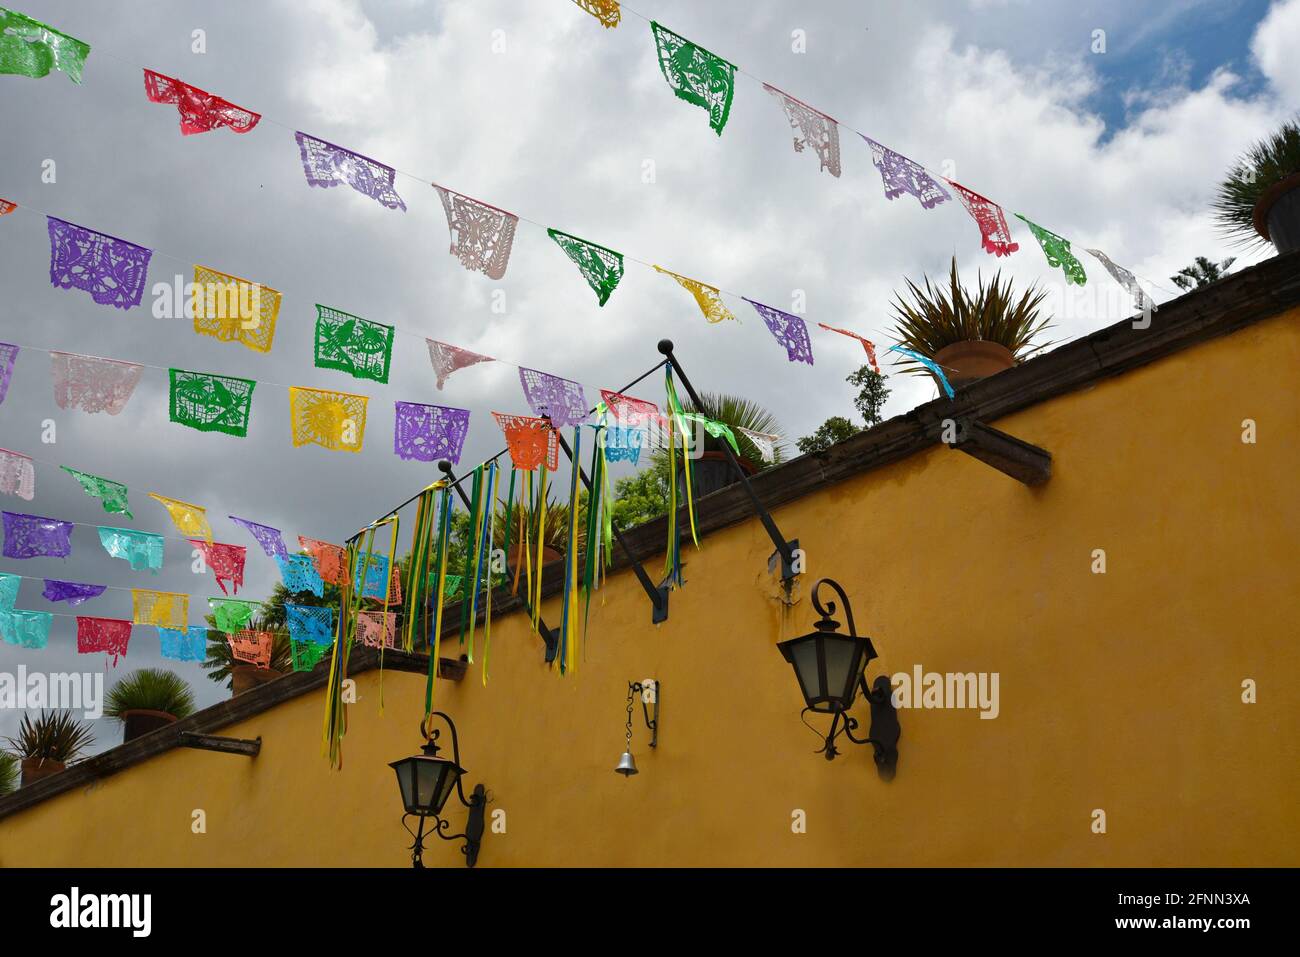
[776,578,900,780]
[390,712,487,867]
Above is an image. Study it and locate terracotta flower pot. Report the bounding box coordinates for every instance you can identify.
[933,341,1015,389]
[231,664,281,696]
[507,543,563,571]
[1253,171,1300,255]
[678,449,758,500]
[20,756,65,787]
[120,709,178,743]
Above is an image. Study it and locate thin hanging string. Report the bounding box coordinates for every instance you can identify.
[0,569,259,607]
[70,43,877,363]
[615,1,1184,299]
[0,199,662,406]
[13,9,1157,440]
[1,444,269,544]
[66,22,1052,374]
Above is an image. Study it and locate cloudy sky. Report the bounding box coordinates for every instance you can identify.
[1,0,1296,751]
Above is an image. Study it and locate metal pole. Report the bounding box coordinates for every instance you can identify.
[346,359,668,542]
[551,425,669,622]
[657,339,799,579]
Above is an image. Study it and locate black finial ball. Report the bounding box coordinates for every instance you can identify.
[657,339,674,355]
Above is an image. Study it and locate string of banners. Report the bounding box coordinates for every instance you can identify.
[8,187,877,381]
[1,4,1155,389]
[0,321,725,461]
[0,564,349,673]
[1,360,745,683]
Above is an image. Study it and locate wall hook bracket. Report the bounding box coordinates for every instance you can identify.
[945,418,1052,486]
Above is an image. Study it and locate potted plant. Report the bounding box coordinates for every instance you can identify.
[0,750,18,796]
[674,392,784,497]
[889,256,1052,389]
[6,711,95,786]
[1214,116,1300,255]
[105,669,197,742]
[202,622,292,697]
[497,498,569,569]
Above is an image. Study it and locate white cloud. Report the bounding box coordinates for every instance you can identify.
[1252,0,1300,105]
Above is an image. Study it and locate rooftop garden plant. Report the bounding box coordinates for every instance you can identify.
[1213,116,1300,254]
[888,256,1052,389]
[0,750,18,796]
[6,711,95,785]
[105,669,196,721]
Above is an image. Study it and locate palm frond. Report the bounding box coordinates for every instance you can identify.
[0,751,18,795]
[682,392,786,465]
[1213,116,1300,248]
[201,620,293,688]
[104,669,197,720]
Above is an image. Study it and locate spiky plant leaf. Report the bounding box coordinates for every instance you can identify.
[682,391,787,467]
[0,751,18,795]
[6,710,95,763]
[887,257,1053,377]
[1213,116,1300,248]
[104,669,197,720]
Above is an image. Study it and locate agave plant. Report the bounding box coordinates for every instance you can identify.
[6,711,95,764]
[494,496,578,551]
[104,669,197,721]
[1213,116,1300,247]
[0,751,18,795]
[888,257,1052,375]
[201,619,293,689]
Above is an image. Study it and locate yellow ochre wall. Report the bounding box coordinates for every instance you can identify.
[2,310,1298,867]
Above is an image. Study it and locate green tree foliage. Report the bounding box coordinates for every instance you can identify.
[1170,256,1236,290]
[611,461,672,529]
[797,416,859,454]
[797,367,892,453]
[848,367,891,428]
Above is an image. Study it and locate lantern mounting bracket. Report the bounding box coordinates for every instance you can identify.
[399,713,488,868]
[812,676,901,780]
[629,680,660,749]
[783,578,900,782]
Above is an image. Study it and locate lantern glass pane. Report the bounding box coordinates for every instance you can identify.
[436,767,460,811]
[415,759,447,813]
[789,638,821,700]
[823,635,858,704]
[397,761,417,812]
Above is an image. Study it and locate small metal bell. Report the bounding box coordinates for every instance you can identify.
[614,751,639,776]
